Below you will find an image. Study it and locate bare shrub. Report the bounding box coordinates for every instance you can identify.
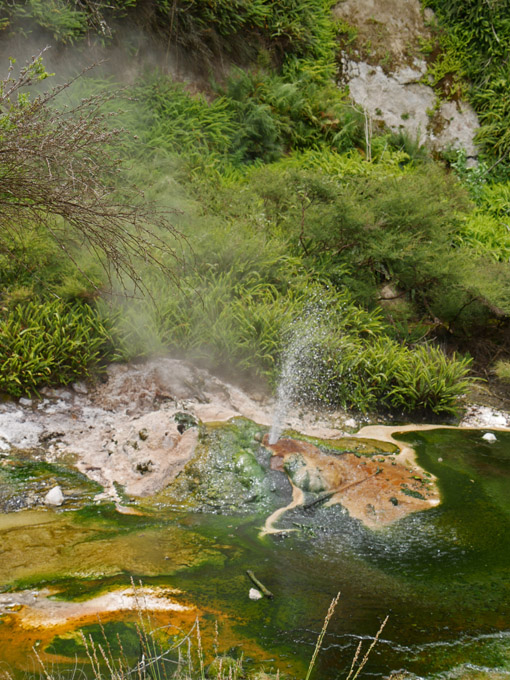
[0,49,182,294]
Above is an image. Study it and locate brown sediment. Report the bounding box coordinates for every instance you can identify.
[0,586,197,669]
[0,585,276,672]
[261,431,442,532]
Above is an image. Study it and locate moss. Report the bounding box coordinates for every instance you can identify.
[46,621,140,658]
[400,486,426,500]
[286,432,399,456]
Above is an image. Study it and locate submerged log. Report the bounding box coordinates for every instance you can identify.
[246,570,274,599]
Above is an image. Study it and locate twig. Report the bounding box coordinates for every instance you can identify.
[346,615,389,680]
[304,472,379,511]
[246,570,274,599]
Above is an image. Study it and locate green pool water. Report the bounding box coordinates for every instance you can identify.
[1,426,510,679]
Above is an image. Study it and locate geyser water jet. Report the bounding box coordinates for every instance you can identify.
[268,309,328,445]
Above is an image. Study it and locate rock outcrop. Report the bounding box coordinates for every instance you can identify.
[335,0,479,157]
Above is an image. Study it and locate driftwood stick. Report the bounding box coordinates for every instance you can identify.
[303,490,336,510]
[303,472,380,511]
[246,570,274,599]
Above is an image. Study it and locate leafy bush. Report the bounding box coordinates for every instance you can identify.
[423,0,510,165]
[1,0,338,79]
[0,300,113,396]
[105,271,473,414]
[0,0,136,43]
[301,333,472,414]
[137,68,366,172]
[149,0,337,75]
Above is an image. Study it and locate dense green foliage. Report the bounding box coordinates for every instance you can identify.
[2,0,510,412]
[422,0,510,166]
[0,300,113,396]
[138,71,365,170]
[0,0,337,77]
[0,0,135,43]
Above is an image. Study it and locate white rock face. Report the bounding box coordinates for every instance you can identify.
[334,0,479,156]
[343,59,479,154]
[343,60,433,145]
[434,100,480,157]
[44,486,64,506]
[482,433,497,443]
[0,409,44,449]
[249,588,263,600]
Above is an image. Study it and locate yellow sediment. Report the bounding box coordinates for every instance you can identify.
[0,586,197,670]
[355,423,459,467]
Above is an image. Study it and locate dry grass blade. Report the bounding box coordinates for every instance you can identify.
[346,615,389,680]
[305,591,340,680]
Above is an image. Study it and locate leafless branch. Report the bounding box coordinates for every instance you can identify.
[0,50,185,296]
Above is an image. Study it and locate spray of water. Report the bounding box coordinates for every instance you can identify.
[268,307,329,445]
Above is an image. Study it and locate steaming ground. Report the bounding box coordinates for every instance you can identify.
[0,357,508,507]
[0,358,360,504]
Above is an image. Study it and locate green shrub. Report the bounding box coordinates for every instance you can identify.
[106,269,473,414]
[493,360,510,383]
[8,0,88,43]
[301,333,473,414]
[1,0,136,43]
[423,0,510,165]
[149,0,337,75]
[0,300,113,396]
[386,344,473,413]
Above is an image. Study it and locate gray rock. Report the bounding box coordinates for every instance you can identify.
[19,397,32,407]
[73,381,89,395]
[433,100,479,157]
[55,389,73,400]
[249,588,263,600]
[342,58,479,154]
[44,485,64,506]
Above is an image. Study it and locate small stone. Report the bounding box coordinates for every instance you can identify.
[19,397,32,407]
[73,381,88,395]
[482,432,497,443]
[344,418,357,429]
[44,485,64,506]
[249,588,263,600]
[138,428,149,441]
[438,458,443,462]
[55,389,72,400]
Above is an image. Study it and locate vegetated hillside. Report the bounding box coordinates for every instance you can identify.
[1,0,510,414]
